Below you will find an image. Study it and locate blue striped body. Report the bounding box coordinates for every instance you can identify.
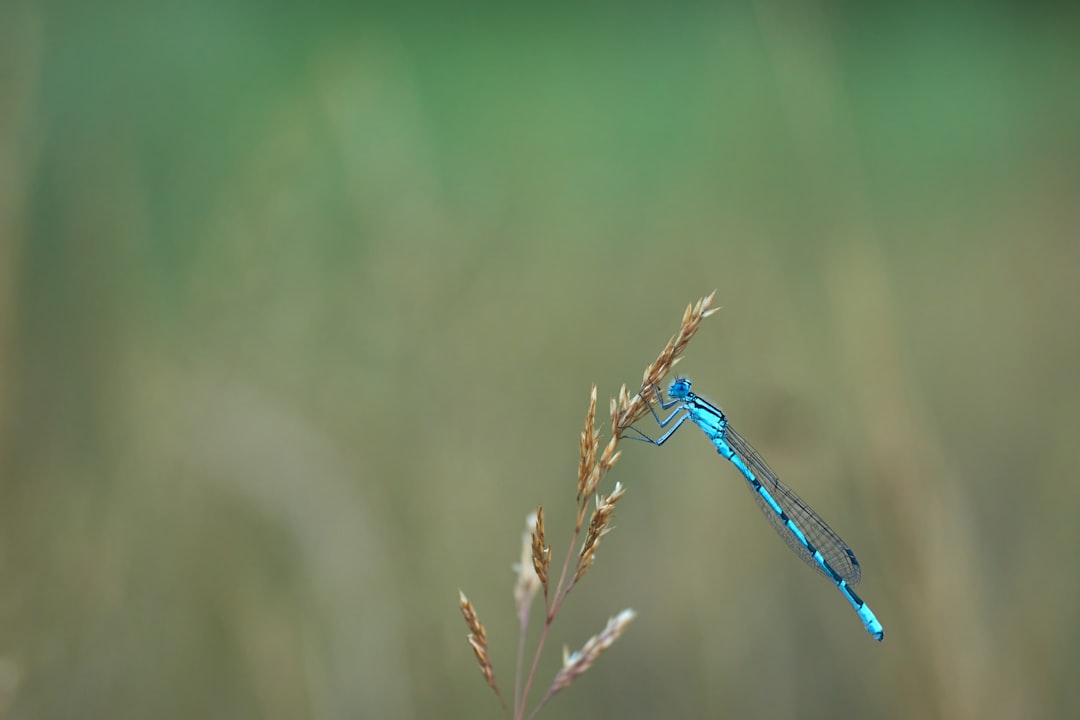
[639,378,884,642]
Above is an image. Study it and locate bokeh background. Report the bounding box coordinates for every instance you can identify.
[2,2,1079,719]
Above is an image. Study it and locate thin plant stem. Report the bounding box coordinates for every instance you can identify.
[516,495,587,719]
[514,605,528,712]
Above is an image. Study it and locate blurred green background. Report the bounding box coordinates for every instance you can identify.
[2,2,1079,718]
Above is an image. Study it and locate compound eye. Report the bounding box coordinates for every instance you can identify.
[669,378,692,397]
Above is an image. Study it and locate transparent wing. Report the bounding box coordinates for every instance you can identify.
[725,426,862,585]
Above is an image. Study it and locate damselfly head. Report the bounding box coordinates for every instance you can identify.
[668,377,692,399]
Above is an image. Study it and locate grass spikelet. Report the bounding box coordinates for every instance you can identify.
[459,591,504,706]
[548,609,637,696]
[531,506,550,589]
[515,513,542,614]
[614,290,719,432]
[575,482,626,583]
[577,386,600,500]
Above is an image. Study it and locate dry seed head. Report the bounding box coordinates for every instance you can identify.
[617,384,631,420]
[581,463,601,502]
[576,482,627,582]
[598,437,620,474]
[514,513,542,611]
[612,384,646,439]
[459,590,486,644]
[530,506,550,588]
[577,386,600,499]
[458,591,501,697]
[667,292,718,366]
[618,291,718,431]
[550,609,637,694]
